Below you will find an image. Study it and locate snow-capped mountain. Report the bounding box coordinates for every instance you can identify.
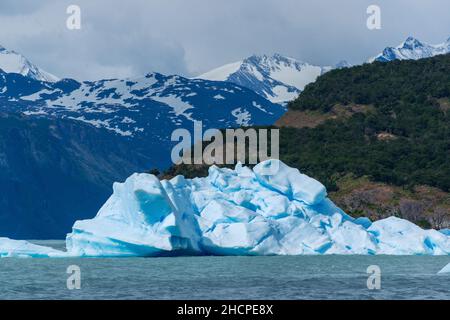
[196,54,349,104]
[0,45,58,82]
[369,36,450,62]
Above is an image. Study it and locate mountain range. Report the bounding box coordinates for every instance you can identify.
[0,70,283,141]
[196,36,450,104]
[370,36,450,62]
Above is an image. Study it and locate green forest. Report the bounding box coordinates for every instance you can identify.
[284,54,450,192]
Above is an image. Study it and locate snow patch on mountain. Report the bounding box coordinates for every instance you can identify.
[199,61,243,81]
[231,108,251,126]
[152,94,195,122]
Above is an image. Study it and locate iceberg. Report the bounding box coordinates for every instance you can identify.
[2,160,450,257]
[0,238,65,258]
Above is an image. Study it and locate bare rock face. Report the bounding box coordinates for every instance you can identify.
[330,178,450,230]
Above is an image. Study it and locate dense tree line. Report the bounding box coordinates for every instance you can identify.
[289,54,450,112]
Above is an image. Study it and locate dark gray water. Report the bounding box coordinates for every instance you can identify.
[0,241,449,300]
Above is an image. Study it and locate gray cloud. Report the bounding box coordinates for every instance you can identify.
[0,0,449,80]
[0,0,46,15]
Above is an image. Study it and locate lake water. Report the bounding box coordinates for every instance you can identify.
[0,241,449,300]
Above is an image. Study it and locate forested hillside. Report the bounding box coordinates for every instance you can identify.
[285,54,450,192]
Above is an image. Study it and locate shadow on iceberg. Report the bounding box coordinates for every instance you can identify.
[2,160,450,258]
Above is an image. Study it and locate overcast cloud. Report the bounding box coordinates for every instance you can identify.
[0,0,449,80]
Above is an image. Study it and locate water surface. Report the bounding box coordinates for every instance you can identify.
[0,241,449,300]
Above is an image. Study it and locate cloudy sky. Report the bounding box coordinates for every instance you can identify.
[1,0,449,80]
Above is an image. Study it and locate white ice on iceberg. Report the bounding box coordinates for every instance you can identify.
[65,160,450,257]
[2,160,450,257]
